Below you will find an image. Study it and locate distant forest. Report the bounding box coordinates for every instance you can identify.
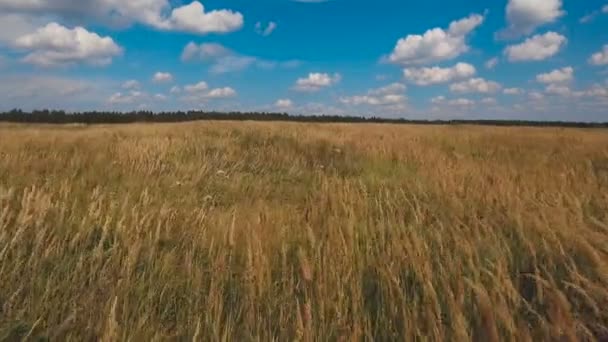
[1,109,607,128]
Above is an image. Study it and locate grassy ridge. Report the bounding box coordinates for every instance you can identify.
[1,122,607,340]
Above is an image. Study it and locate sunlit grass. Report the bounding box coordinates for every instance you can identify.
[1,121,607,340]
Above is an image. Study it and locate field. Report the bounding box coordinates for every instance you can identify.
[1,121,607,341]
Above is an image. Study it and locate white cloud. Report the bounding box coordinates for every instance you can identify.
[497,0,564,39]
[589,45,608,66]
[205,87,236,98]
[387,14,484,65]
[536,67,573,84]
[581,5,608,23]
[255,21,277,36]
[184,81,209,93]
[181,42,299,73]
[13,22,122,67]
[0,0,244,35]
[340,83,407,108]
[164,1,243,34]
[485,57,499,69]
[403,62,475,85]
[0,13,43,43]
[208,55,257,73]
[181,81,236,101]
[152,71,173,83]
[430,95,446,104]
[294,72,341,92]
[122,80,140,89]
[154,93,167,101]
[448,98,475,106]
[108,90,146,104]
[503,87,523,95]
[170,86,181,94]
[545,84,572,96]
[504,32,566,62]
[275,99,293,109]
[181,42,231,61]
[450,78,501,93]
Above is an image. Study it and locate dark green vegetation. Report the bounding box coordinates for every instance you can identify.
[1,109,607,127]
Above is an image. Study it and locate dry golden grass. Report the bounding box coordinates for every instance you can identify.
[0,121,607,341]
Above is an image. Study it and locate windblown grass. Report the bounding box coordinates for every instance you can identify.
[1,121,607,340]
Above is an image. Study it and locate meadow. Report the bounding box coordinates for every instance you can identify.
[0,121,607,341]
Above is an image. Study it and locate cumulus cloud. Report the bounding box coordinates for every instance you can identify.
[294,72,341,92]
[163,1,243,34]
[497,0,564,39]
[430,96,446,104]
[589,45,608,66]
[184,81,209,93]
[205,87,236,98]
[255,21,277,36]
[536,67,573,84]
[503,87,524,95]
[403,62,475,85]
[386,14,484,65]
[13,22,122,67]
[340,83,407,109]
[450,78,501,93]
[504,32,566,62]
[275,99,293,109]
[181,42,231,61]
[181,81,236,101]
[544,84,572,96]
[448,98,475,106]
[122,80,140,90]
[0,0,243,35]
[181,42,300,73]
[152,71,173,83]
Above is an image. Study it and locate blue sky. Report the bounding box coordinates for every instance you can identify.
[0,0,607,121]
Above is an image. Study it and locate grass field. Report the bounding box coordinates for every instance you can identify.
[1,121,607,341]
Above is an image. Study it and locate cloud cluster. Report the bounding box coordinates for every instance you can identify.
[504,32,566,61]
[536,67,573,84]
[503,88,524,95]
[153,72,173,83]
[294,73,341,92]
[450,78,501,93]
[181,81,237,102]
[275,99,293,109]
[14,22,122,67]
[340,83,407,108]
[0,0,243,35]
[403,63,475,86]
[387,14,484,65]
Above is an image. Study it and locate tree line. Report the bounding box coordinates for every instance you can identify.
[1,109,606,128]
